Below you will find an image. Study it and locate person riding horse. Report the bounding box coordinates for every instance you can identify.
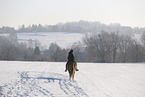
[65,49,79,72]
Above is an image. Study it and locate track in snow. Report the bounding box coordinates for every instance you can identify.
[0,71,88,97]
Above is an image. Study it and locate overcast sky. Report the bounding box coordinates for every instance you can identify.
[0,0,145,29]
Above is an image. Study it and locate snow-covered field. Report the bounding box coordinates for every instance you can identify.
[0,32,141,49]
[0,61,145,97]
[17,32,85,48]
[17,32,141,48]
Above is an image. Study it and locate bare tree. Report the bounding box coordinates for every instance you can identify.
[84,31,113,62]
[0,36,19,60]
[127,40,145,62]
[32,46,41,60]
[141,31,145,46]
[110,32,121,62]
[48,43,67,62]
[48,43,61,61]
[83,31,145,62]
[118,35,133,62]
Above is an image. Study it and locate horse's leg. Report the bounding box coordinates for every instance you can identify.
[72,74,74,80]
[69,72,71,80]
[72,62,75,80]
[72,72,75,80]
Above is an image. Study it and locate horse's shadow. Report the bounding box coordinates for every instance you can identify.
[23,76,62,81]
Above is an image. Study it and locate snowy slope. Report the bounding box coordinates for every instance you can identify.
[0,32,142,49]
[17,32,85,48]
[0,61,145,97]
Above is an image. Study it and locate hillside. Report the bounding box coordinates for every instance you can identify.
[17,32,84,48]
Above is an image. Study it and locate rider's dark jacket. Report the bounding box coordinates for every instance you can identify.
[68,50,74,62]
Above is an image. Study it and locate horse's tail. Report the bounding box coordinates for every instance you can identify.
[73,61,77,71]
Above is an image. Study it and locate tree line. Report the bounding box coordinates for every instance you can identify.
[84,31,145,62]
[0,34,67,61]
[0,31,145,62]
[1,20,145,35]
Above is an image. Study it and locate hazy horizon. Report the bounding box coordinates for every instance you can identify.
[0,0,145,29]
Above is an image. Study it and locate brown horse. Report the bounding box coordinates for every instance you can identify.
[67,61,77,80]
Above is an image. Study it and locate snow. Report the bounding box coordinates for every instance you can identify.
[0,61,145,97]
[0,32,142,49]
[17,32,85,48]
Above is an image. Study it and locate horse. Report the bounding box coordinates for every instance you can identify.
[66,61,77,80]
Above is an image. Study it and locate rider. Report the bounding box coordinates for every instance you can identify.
[65,49,79,72]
